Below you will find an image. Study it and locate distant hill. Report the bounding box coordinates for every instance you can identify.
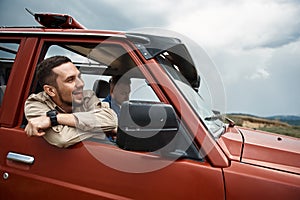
[227,113,300,126]
[265,115,300,126]
[226,113,300,138]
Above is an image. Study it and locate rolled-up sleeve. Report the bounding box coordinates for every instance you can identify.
[25,93,50,118]
[43,126,102,148]
[73,107,118,132]
[72,91,118,132]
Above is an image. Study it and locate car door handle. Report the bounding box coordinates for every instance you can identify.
[6,152,35,165]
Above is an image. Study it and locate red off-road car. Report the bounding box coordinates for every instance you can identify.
[0,11,299,199]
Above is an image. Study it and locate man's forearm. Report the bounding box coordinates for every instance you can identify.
[57,113,76,127]
[73,108,117,132]
[25,113,77,137]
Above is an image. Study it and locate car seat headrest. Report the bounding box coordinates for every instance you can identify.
[93,79,110,98]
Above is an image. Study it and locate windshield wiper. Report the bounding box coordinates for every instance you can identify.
[204,114,235,127]
[204,114,223,121]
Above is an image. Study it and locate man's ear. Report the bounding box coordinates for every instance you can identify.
[43,85,57,97]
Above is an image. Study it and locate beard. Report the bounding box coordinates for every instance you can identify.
[56,87,84,109]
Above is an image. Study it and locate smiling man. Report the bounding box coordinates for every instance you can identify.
[24,56,117,148]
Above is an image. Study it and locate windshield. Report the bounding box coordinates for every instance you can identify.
[156,54,224,138]
[127,28,226,138]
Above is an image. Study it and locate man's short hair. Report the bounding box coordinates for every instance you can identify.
[37,56,72,87]
[109,75,131,86]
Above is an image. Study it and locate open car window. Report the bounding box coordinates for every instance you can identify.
[42,42,160,102]
[24,39,201,161]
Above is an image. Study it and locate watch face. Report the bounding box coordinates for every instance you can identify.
[47,110,58,126]
[47,110,57,117]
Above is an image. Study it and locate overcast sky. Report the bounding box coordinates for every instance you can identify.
[1,0,299,117]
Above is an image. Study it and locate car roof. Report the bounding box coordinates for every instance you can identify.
[0,11,199,88]
[0,27,126,38]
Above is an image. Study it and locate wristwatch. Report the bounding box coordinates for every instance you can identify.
[46,110,59,126]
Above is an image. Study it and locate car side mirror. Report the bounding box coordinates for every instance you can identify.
[116,101,179,152]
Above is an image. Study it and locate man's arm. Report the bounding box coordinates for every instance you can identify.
[24,91,117,148]
[72,91,118,133]
[25,113,76,137]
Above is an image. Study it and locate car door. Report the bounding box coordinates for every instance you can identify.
[1,35,226,200]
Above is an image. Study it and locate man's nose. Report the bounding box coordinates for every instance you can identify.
[76,77,84,88]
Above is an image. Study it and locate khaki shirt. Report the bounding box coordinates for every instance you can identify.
[24,90,118,148]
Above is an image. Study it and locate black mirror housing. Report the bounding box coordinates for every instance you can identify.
[116,101,179,152]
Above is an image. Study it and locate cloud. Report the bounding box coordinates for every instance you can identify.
[167,0,300,49]
[159,0,300,116]
[221,38,300,116]
[0,0,299,116]
[248,68,270,80]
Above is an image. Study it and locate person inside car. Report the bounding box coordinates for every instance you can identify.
[24,56,118,148]
[103,75,131,118]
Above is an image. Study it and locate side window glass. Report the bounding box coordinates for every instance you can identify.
[0,41,20,107]
[130,78,159,102]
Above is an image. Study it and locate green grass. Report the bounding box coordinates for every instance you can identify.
[258,126,300,138]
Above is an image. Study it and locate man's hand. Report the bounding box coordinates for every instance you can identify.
[25,116,51,137]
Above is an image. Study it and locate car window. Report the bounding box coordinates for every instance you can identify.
[41,42,160,102]
[0,41,20,107]
[25,40,201,160]
[130,78,159,102]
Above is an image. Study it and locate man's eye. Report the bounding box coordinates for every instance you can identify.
[67,77,75,82]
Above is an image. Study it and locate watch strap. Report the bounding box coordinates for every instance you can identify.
[46,110,59,126]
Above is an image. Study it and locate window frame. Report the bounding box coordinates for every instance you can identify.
[0,36,39,128]
[19,36,201,159]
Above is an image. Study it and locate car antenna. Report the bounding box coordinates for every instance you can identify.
[25,8,35,16]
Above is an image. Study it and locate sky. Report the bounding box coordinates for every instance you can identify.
[0,0,299,117]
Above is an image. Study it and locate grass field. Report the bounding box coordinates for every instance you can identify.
[226,114,300,138]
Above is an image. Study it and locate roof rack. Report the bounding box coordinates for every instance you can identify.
[25,8,85,29]
[0,26,44,29]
